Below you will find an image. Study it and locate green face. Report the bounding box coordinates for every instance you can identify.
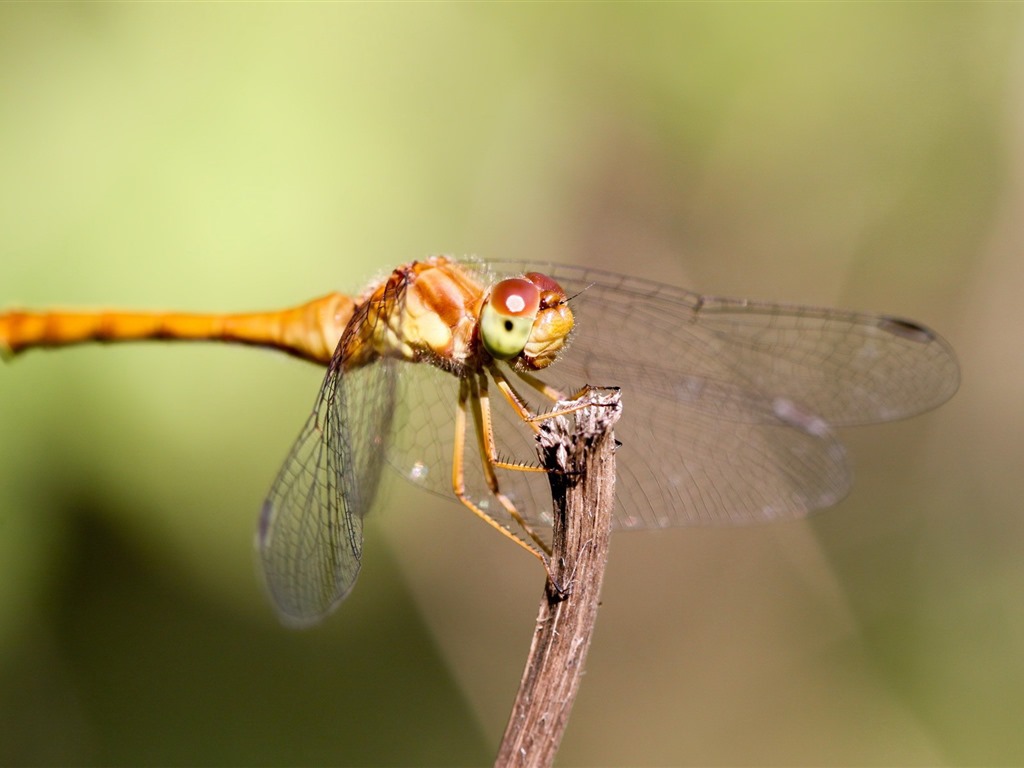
[479,277,541,360]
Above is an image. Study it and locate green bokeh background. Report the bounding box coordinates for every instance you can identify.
[1,4,1021,765]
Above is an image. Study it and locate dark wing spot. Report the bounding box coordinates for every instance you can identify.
[878,316,936,344]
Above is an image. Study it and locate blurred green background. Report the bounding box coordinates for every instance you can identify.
[1,3,1020,765]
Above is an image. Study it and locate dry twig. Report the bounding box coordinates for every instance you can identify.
[495,388,622,768]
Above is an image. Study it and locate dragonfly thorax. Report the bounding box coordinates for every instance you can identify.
[346,257,574,375]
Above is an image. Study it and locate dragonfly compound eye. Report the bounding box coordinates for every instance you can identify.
[480,278,541,360]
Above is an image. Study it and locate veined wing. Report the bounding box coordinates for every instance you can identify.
[461,259,959,528]
[387,359,558,550]
[483,260,959,425]
[388,350,852,531]
[258,293,400,627]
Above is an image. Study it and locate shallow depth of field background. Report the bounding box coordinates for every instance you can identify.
[1,4,1021,765]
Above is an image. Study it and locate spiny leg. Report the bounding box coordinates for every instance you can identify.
[488,363,607,431]
[471,373,553,557]
[513,369,607,408]
[475,367,551,474]
[451,376,553,561]
[476,371,590,599]
[509,369,571,405]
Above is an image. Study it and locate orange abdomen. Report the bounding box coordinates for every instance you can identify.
[0,293,356,366]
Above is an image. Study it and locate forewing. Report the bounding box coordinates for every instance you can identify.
[476,260,959,527]
[258,308,398,626]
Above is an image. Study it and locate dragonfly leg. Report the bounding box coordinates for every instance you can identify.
[471,374,555,556]
[511,369,614,409]
[508,369,569,405]
[490,364,615,431]
[486,365,546,435]
[452,377,553,560]
[473,374,575,598]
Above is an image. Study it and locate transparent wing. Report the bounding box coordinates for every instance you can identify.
[387,353,849,534]
[484,260,959,422]
[258,303,399,627]
[387,360,557,550]
[386,259,957,531]
[486,259,959,526]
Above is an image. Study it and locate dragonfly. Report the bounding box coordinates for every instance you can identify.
[0,256,960,626]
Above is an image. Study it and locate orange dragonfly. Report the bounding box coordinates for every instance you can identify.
[0,256,960,626]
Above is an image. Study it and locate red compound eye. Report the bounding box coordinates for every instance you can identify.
[524,272,567,308]
[489,278,541,318]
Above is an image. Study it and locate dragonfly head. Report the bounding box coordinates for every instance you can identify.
[479,272,573,370]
